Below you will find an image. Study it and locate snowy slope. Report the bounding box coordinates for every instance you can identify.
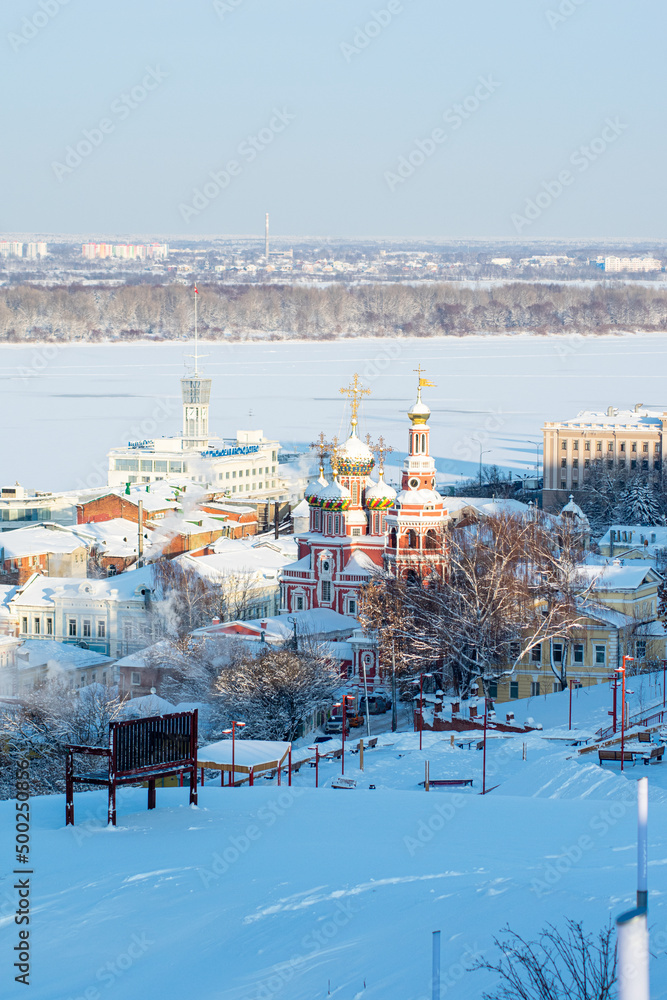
[3,723,667,1000]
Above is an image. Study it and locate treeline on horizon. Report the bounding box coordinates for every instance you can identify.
[1,281,667,342]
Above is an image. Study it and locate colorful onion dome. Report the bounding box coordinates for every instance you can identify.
[365,471,397,510]
[304,467,328,505]
[337,429,375,477]
[318,476,352,512]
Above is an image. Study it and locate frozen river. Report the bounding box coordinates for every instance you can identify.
[2,333,667,492]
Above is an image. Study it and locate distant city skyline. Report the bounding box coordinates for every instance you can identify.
[3,0,666,239]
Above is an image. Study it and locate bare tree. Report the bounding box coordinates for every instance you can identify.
[474,919,616,1000]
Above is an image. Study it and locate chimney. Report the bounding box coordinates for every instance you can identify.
[506,711,515,723]
[451,700,460,715]
[260,619,268,630]
[469,704,477,718]
[211,616,220,626]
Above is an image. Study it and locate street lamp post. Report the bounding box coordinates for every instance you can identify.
[482,693,489,795]
[222,720,246,787]
[308,745,319,788]
[618,656,634,772]
[413,672,433,751]
[479,445,490,488]
[526,440,541,478]
[569,678,579,731]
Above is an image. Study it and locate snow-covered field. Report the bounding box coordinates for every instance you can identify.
[3,677,667,999]
[4,332,667,491]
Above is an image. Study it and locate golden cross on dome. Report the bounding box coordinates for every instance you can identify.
[310,432,329,464]
[340,373,371,426]
[376,435,394,466]
[329,435,340,474]
[414,364,436,389]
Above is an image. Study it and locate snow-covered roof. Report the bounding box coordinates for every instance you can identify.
[341,550,377,577]
[598,525,667,558]
[291,499,310,518]
[447,497,533,518]
[180,545,292,584]
[77,518,156,559]
[10,565,155,608]
[576,556,661,592]
[396,488,442,506]
[198,738,291,770]
[558,407,665,428]
[15,639,114,671]
[0,524,87,559]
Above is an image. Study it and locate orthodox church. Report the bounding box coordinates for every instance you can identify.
[279,373,448,619]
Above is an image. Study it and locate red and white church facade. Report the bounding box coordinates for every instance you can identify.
[279,375,449,688]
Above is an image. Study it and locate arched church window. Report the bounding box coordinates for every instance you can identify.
[389,528,397,549]
[408,529,418,549]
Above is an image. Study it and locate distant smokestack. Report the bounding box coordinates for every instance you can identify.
[265,212,269,261]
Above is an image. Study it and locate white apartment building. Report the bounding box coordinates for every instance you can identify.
[9,565,155,658]
[25,242,47,258]
[603,256,662,272]
[543,404,666,506]
[0,242,24,257]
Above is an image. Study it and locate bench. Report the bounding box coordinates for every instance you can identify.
[638,731,652,743]
[599,745,664,766]
[66,711,198,826]
[421,778,474,788]
[367,738,378,749]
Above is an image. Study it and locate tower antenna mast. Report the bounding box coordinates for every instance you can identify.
[194,284,199,374]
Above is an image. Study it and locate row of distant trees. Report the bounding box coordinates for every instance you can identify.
[4,280,667,341]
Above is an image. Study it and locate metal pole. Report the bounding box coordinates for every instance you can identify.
[569,681,572,731]
[420,672,424,751]
[361,657,372,738]
[638,776,648,911]
[137,499,144,568]
[359,739,364,771]
[482,695,488,795]
[288,747,292,787]
[232,722,235,787]
[621,656,633,773]
[616,908,649,1000]
[432,930,441,1000]
[663,659,666,711]
[342,700,346,776]
[315,746,319,788]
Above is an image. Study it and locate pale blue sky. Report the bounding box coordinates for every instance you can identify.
[2,0,664,239]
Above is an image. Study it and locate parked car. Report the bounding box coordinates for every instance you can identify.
[324,718,349,735]
[361,695,388,715]
[348,713,364,728]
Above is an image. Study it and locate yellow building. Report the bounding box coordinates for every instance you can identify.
[490,557,665,702]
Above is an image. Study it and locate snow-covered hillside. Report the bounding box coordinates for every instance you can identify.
[3,677,667,999]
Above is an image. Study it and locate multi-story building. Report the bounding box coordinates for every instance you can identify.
[107,345,282,499]
[9,565,156,658]
[0,242,24,257]
[542,404,666,509]
[603,256,662,272]
[25,242,47,258]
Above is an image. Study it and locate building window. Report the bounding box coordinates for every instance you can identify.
[553,682,560,693]
[636,640,647,659]
[572,440,578,451]
[352,528,361,536]
[102,671,107,685]
[631,442,637,452]
[334,515,340,534]
[327,515,333,534]
[295,596,304,611]
[531,681,540,697]
[574,643,584,664]
[530,644,541,663]
[561,441,567,451]
[68,619,77,637]
[21,617,27,633]
[595,644,606,665]
[584,459,590,469]
[510,681,519,699]
[33,618,40,635]
[584,441,590,451]
[620,442,625,452]
[46,618,53,635]
[608,442,613,452]
[83,620,91,638]
[643,442,649,453]
[321,580,331,603]
[488,682,498,698]
[348,598,357,616]
[131,672,141,686]
[631,460,637,470]
[596,441,602,452]
[561,458,567,468]
[552,642,563,663]
[572,459,578,469]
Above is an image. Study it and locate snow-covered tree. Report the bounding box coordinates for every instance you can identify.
[0,681,123,798]
[614,478,663,526]
[214,648,340,742]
